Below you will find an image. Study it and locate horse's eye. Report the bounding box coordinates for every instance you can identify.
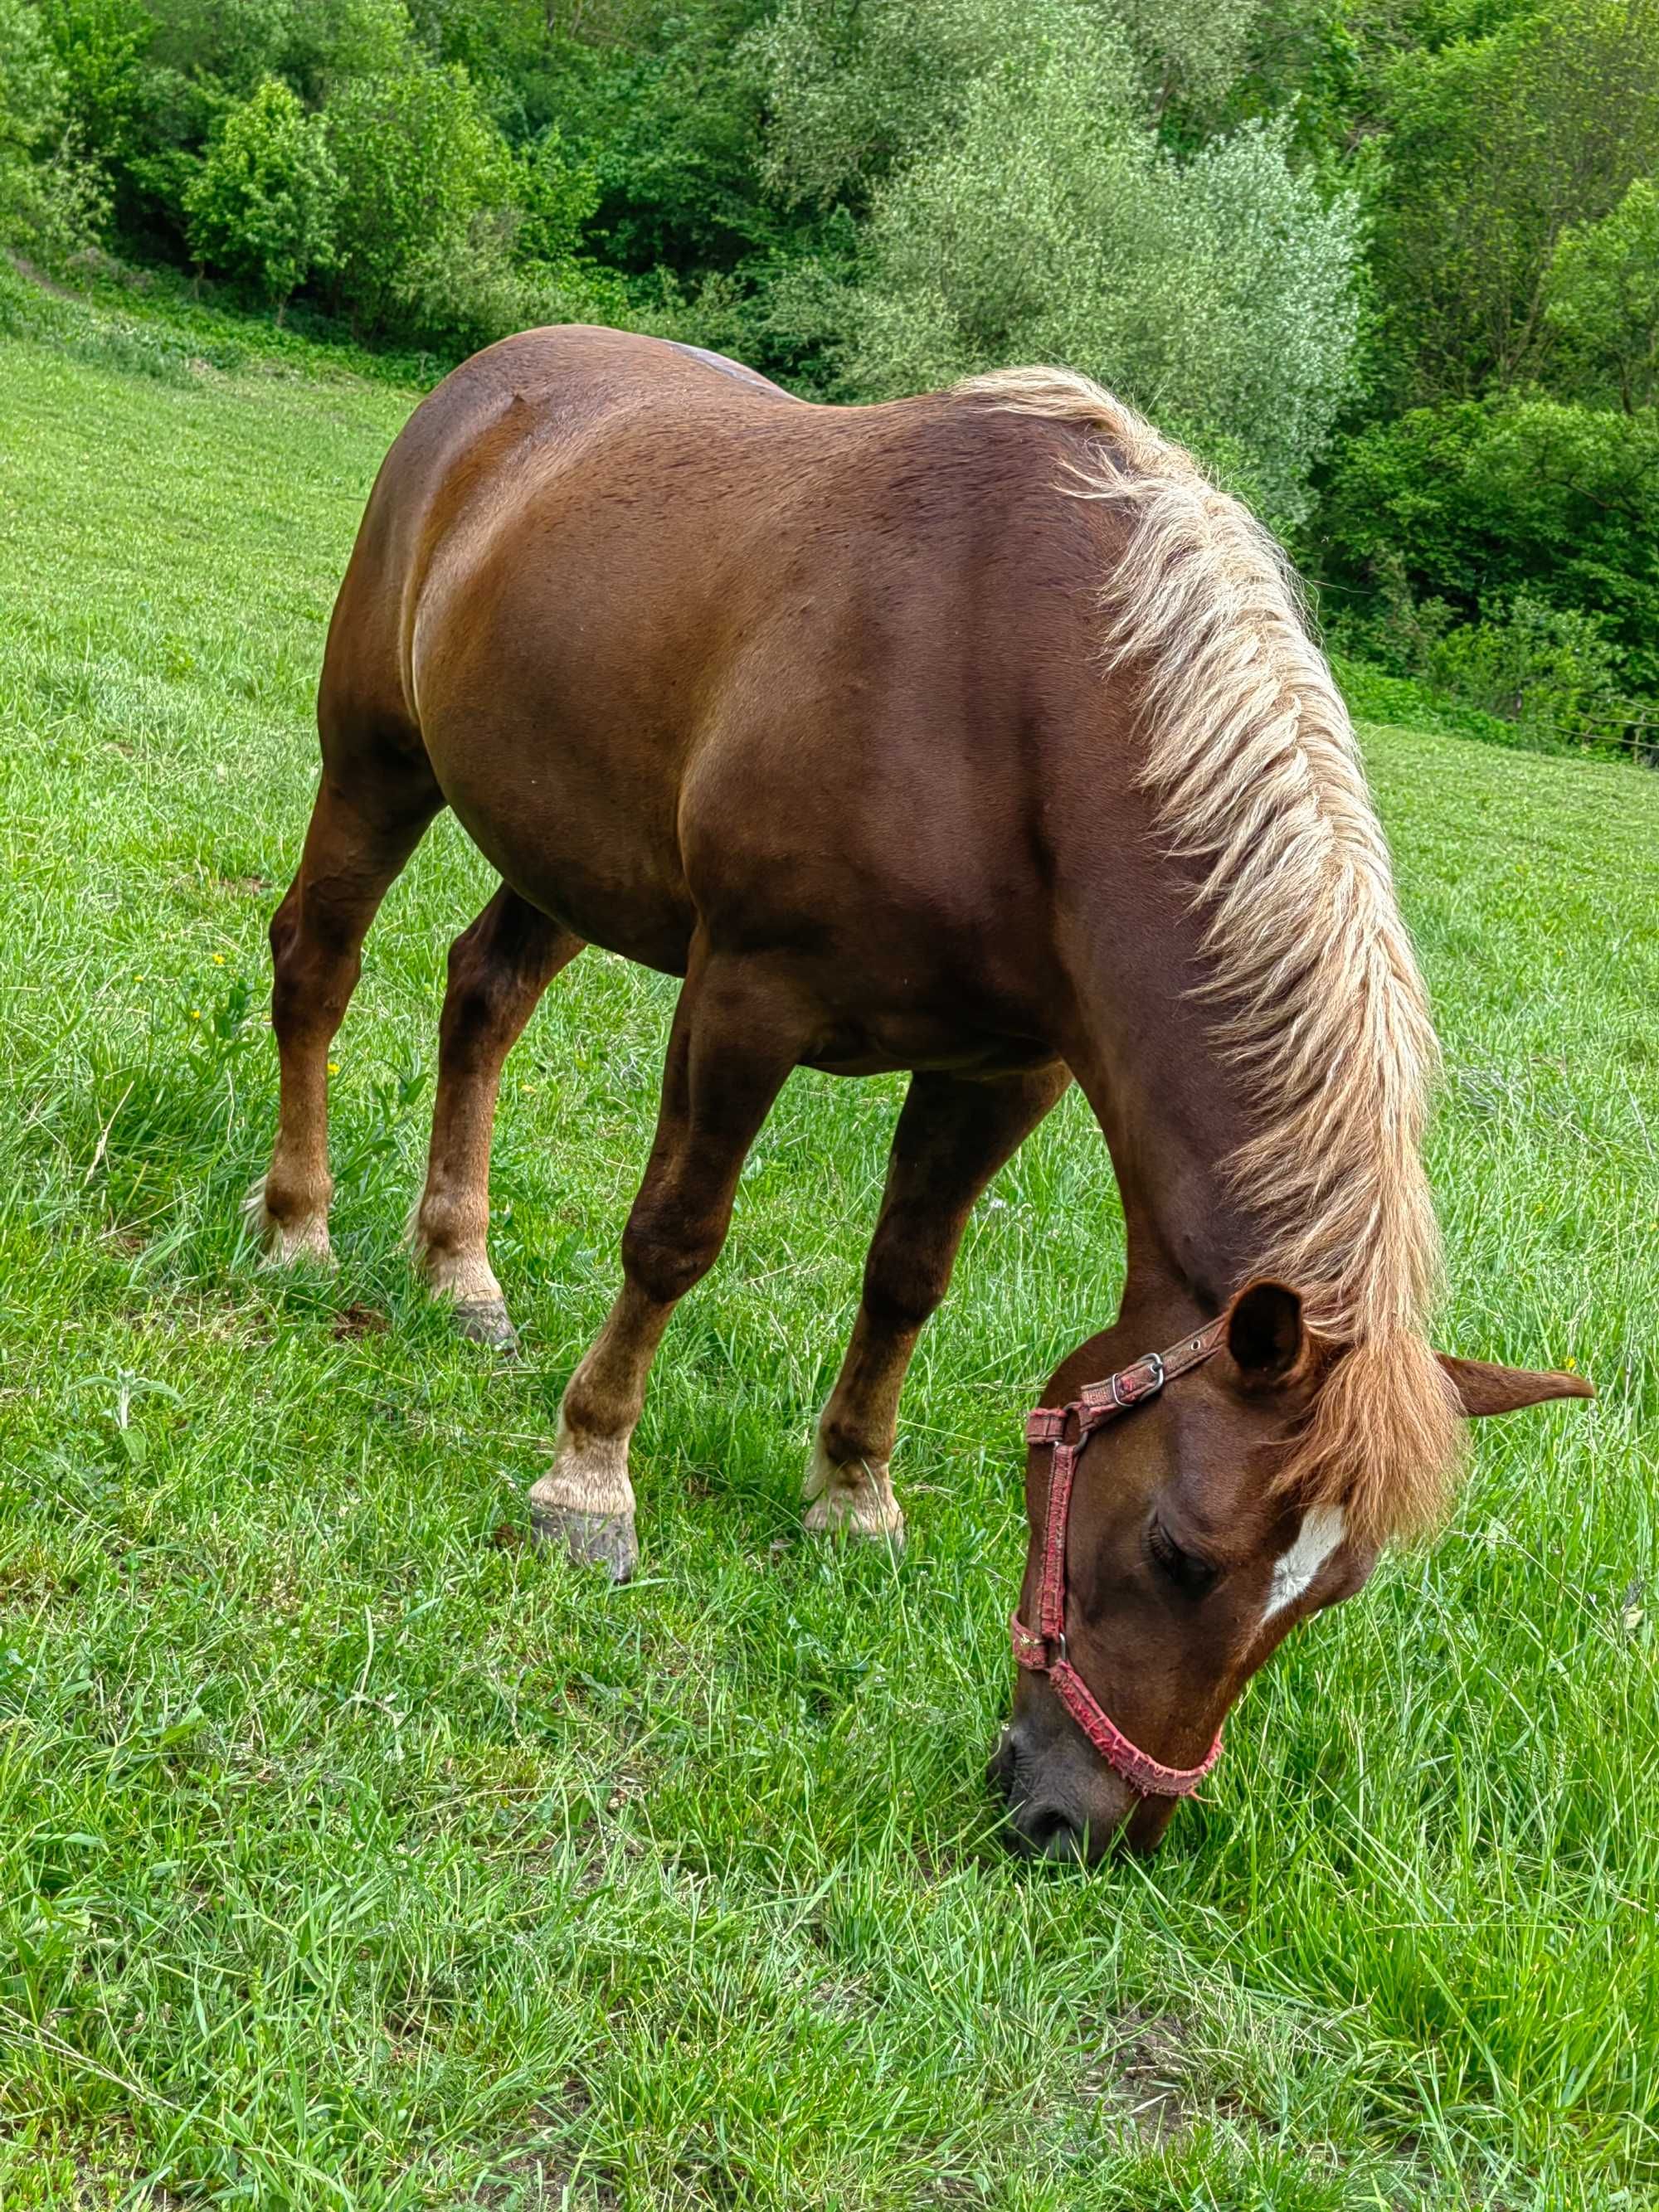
[1147,1519,1218,1595]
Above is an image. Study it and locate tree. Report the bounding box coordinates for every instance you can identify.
[33,0,151,173]
[324,60,515,336]
[791,7,1361,523]
[568,0,778,275]
[183,77,340,318]
[1,0,69,241]
[515,125,599,270]
[1113,0,1262,126]
[1,0,108,262]
[1545,177,1659,414]
[1374,0,1659,401]
[751,0,1058,212]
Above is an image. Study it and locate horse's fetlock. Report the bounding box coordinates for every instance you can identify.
[261,1169,330,1227]
[818,1411,890,1473]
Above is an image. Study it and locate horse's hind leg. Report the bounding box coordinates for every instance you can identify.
[251,755,440,1265]
[529,945,808,1580]
[409,886,582,1350]
[805,1063,1071,1543]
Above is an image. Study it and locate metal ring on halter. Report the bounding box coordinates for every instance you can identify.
[1112,1351,1164,1407]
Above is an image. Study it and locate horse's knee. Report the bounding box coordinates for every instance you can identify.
[268,901,313,1042]
[620,1209,723,1308]
[861,1243,951,1340]
[440,902,564,1065]
[268,888,301,969]
[440,941,518,1057]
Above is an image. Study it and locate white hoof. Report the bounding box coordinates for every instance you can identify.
[529,1501,638,1582]
[802,1425,906,1544]
[528,1413,638,1573]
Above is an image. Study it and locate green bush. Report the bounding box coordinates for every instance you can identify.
[183,77,339,318]
[1328,652,1552,752]
[565,0,779,275]
[1,0,108,263]
[33,0,150,175]
[1321,393,1659,697]
[516,126,599,269]
[1422,595,1629,741]
[323,60,515,338]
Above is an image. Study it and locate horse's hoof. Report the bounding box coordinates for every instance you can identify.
[530,1503,638,1583]
[801,1433,905,1547]
[455,1297,519,1355]
[804,1496,907,1549]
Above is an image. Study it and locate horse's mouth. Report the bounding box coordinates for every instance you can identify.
[986,1728,1112,1863]
[988,1724,1175,1861]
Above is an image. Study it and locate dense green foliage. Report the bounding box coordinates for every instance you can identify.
[2,304,1656,2212]
[2,0,1658,731]
[182,76,338,314]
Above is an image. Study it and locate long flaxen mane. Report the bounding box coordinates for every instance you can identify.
[959,367,1463,1542]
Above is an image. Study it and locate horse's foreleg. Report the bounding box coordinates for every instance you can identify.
[252,768,439,1266]
[409,886,581,1351]
[529,949,806,1580]
[806,1063,1071,1544]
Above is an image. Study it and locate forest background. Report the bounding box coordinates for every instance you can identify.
[4,0,1658,756]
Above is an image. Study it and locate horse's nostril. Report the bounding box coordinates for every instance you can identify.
[1023,1804,1084,1860]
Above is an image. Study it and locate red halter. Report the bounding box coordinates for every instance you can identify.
[1011,1317,1229,1797]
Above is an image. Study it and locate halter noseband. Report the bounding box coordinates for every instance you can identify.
[1011,1317,1229,1797]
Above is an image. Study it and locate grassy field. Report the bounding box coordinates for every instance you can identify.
[0,312,1655,2212]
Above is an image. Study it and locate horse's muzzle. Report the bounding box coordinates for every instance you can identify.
[987,1719,1178,1863]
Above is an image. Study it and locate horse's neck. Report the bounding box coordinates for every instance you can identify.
[1057,895,1270,1320]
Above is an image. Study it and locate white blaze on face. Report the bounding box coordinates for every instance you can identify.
[1262,1503,1346,1622]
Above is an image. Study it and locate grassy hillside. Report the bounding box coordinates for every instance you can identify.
[0,331,1654,2210]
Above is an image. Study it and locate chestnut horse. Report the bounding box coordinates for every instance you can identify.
[251,327,1589,1857]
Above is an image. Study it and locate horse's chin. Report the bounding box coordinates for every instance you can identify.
[1121,1793,1180,1855]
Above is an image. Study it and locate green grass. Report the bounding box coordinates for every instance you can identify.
[0,321,1655,2212]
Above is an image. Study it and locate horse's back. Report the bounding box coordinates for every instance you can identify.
[322,326,1107,1007]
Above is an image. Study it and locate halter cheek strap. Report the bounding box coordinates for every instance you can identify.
[1011,1318,1228,1798]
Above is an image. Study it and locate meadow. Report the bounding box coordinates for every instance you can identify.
[0,314,1655,2210]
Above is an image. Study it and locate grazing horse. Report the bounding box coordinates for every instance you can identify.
[251,327,1591,1858]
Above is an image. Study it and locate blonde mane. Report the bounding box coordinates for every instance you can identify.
[959,366,1462,1540]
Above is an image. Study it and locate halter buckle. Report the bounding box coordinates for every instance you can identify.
[1112,1351,1165,1407]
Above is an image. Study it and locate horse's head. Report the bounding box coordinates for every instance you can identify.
[989,1279,1593,1861]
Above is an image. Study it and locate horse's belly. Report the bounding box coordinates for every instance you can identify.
[803,1026,1057,1079]
[431,733,699,975]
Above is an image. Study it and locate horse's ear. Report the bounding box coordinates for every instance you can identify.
[1223,1279,1306,1388]
[1437,1353,1594,1418]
